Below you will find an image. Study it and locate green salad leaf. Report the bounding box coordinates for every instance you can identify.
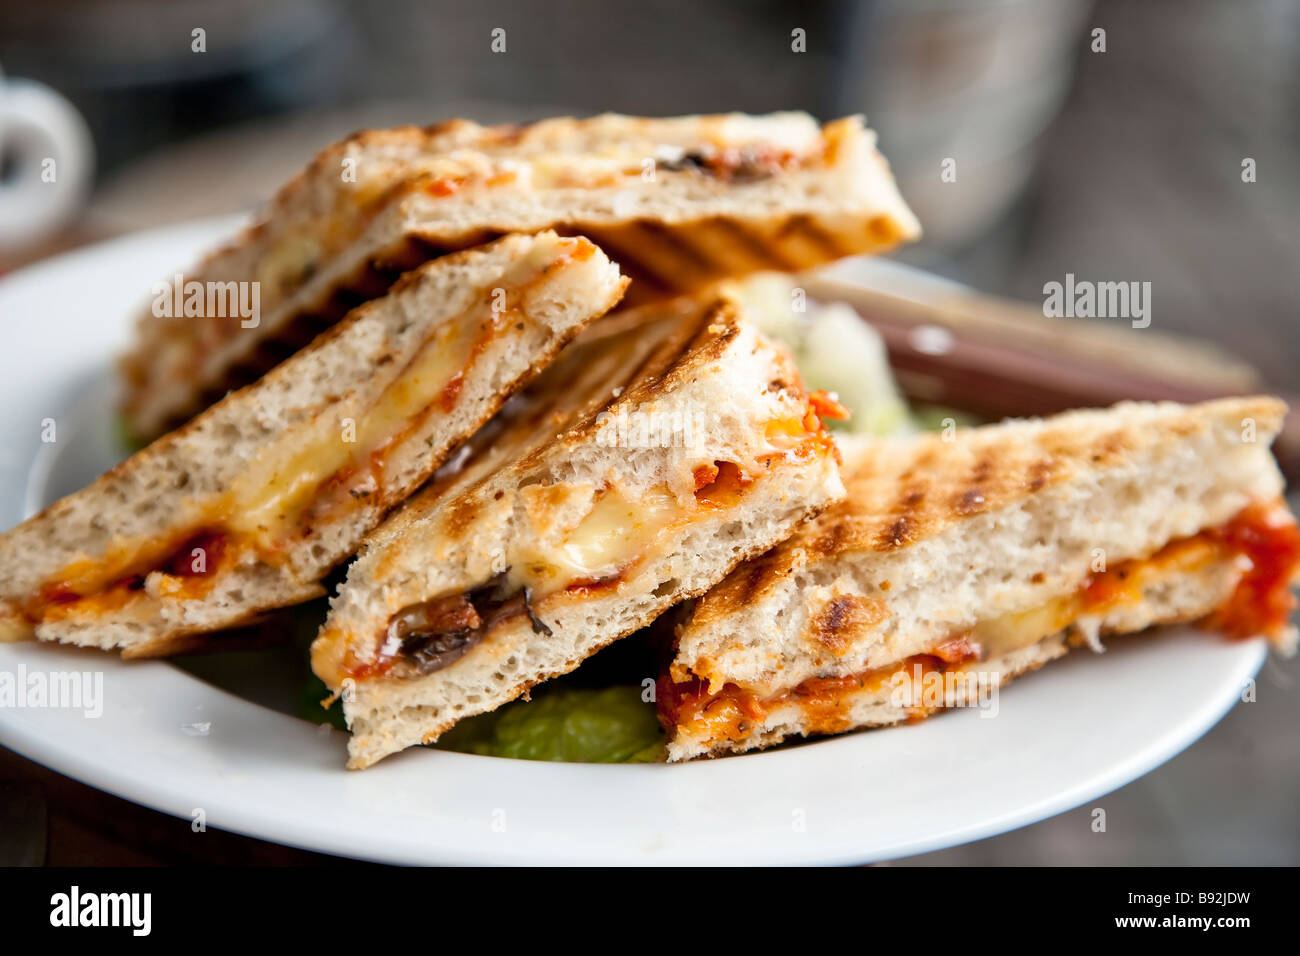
[435,686,665,763]
[298,671,349,731]
[114,413,151,454]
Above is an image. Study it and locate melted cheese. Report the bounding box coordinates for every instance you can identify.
[245,237,563,536]
[228,320,471,538]
[971,596,1077,659]
[508,486,684,593]
[227,423,353,537]
[970,536,1225,658]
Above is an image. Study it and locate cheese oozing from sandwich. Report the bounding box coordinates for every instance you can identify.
[507,485,681,593]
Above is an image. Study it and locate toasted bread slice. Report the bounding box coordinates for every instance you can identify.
[121,112,919,438]
[661,397,1300,760]
[0,232,626,655]
[313,287,846,768]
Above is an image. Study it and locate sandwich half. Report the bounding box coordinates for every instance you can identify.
[313,287,847,768]
[0,232,626,655]
[121,111,920,438]
[660,396,1300,760]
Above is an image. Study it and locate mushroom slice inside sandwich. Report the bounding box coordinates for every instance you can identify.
[313,287,848,768]
[659,397,1300,760]
[0,232,626,655]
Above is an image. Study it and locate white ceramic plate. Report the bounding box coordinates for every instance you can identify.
[0,218,1265,865]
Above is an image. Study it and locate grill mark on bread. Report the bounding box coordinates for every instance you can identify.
[729,547,786,607]
[895,443,941,486]
[529,294,734,461]
[810,593,889,656]
[628,220,704,272]
[880,515,912,549]
[952,449,994,516]
[969,450,994,483]
[422,306,703,545]
[710,218,801,271]
[812,516,851,559]
[1027,456,1055,492]
[636,219,721,277]
[1088,428,1131,464]
[776,213,846,259]
[577,226,680,294]
[896,485,927,523]
[439,297,722,534]
[524,308,693,452]
[954,487,988,516]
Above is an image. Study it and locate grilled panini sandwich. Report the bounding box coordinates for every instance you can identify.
[0,232,626,654]
[313,287,847,768]
[122,111,920,438]
[660,397,1300,760]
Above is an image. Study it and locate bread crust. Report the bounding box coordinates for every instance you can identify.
[0,232,626,655]
[664,396,1294,757]
[121,112,920,437]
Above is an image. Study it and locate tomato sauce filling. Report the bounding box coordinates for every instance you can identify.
[662,502,1300,744]
[34,528,230,621]
[759,396,841,468]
